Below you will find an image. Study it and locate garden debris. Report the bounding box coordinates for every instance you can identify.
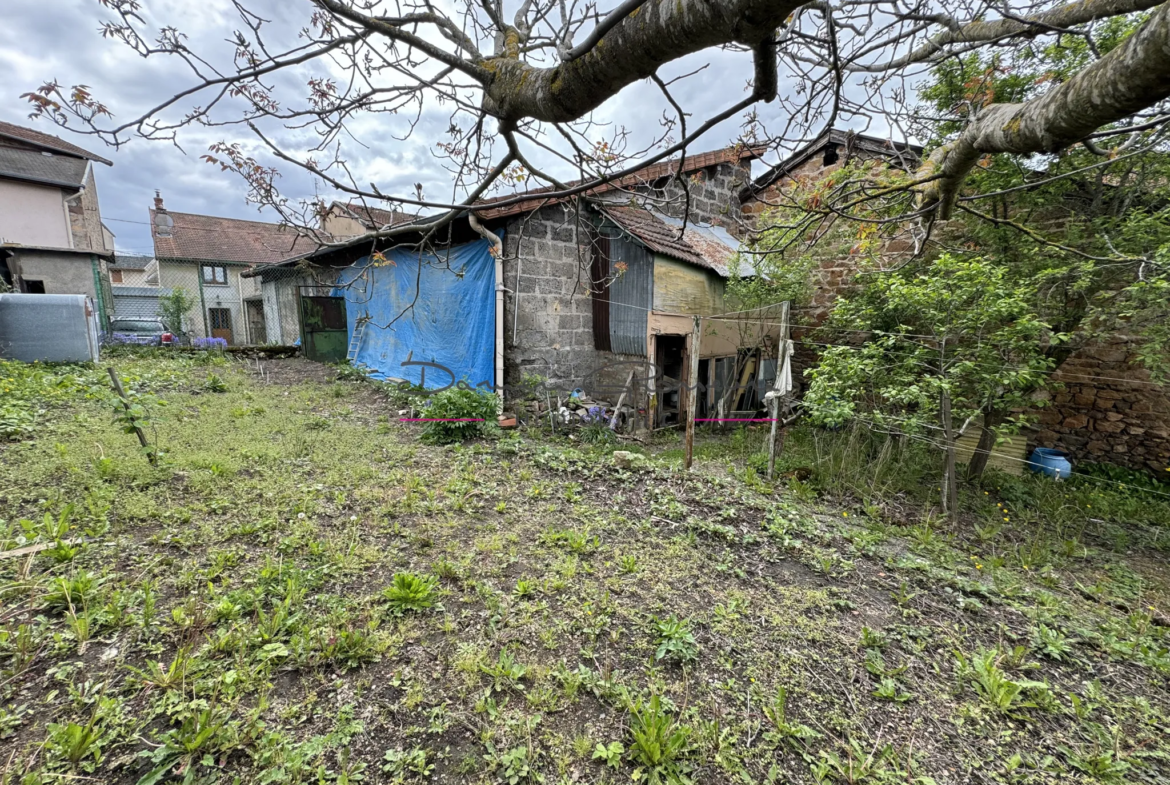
[0,538,84,560]
[612,450,647,470]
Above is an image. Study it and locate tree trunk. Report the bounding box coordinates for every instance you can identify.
[966,406,1006,482]
[919,1,1170,217]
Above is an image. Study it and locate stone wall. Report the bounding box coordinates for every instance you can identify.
[67,169,109,254]
[1032,342,1170,473]
[654,161,753,230]
[743,152,916,322]
[742,148,1170,475]
[500,204,621,395]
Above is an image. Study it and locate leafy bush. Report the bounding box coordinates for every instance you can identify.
[156,288,197,337]
[383,572,439,614]
[958,648,1049,714]
[418,387,498,444]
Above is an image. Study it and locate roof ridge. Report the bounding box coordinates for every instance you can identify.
[477,143,763,219]
[151,208,299,229]
[0,120,113,166]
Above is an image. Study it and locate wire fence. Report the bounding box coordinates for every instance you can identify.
[107,262,308,346]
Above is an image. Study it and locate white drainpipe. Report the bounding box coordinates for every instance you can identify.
[468,212,505,411]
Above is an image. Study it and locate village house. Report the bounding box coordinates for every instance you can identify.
[108,253,159,288]
[147,193,312,344]
[108,252,164,323]
[0,120,115,322]
[739,128,1170,474]
[320,201,421,240]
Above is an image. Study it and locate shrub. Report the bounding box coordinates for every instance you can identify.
[418,387,498,444]
[156,288,197,337]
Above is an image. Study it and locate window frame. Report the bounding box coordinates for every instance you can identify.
[201,264,229,286]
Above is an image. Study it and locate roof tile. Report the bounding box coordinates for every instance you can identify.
[477,145,762,219]
[151,209,313,265]
[598,204,740,276]
[0,120,112,165]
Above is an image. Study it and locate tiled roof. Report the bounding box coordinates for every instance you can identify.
[742,129,922,200]
[0,120,112,165]
[0,146,89,188]
[477,145,763,220]
[597,204,743,277]
[332,201,422,230]
[112,285,170,297]
[111,254,154,270]
[150,209,313,264]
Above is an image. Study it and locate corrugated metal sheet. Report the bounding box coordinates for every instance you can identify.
[590,234,611,351]
[606,234,651,355]
[0,293,100,362]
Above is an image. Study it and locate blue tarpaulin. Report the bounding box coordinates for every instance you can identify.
[335,237,497,389]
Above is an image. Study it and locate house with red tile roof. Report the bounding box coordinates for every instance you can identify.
[0,120,116,322]
[147,192,314,344]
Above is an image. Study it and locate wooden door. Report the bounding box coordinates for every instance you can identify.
[298,294,348,363]
[245,300,267,345]
[208,308,233,344]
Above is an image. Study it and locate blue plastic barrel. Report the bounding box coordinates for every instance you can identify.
[1027,448,1073,479]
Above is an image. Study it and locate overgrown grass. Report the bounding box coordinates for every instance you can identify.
[1,354,1168,784]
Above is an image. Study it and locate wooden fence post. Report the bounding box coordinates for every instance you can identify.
[766,302,791,479]
[684,315,701,470]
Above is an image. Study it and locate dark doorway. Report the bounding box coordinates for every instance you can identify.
[298,293,348,363]
[23,280,46,294]
[655,334,687,426]
[245,300,267,345]
[697,358,711,418]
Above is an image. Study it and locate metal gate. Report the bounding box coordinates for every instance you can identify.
[298,288,348,363]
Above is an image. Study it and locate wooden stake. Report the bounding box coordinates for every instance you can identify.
[940,388,959,522]
[684,315,701,470]
[609,370,636,431]
[107,366,156,465]
[766,302,791,480]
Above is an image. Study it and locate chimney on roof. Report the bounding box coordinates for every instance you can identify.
[153,190,165,211]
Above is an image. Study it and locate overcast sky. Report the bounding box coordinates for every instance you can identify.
[0,0,857,256]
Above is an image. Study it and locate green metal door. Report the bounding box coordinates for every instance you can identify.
[299,292,348,363]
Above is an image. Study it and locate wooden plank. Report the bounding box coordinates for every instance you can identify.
[609,370,636,431]
[684,316,701,470]
[955,416,1026,475]
[0,539,84,560]
[766,302,791,479]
